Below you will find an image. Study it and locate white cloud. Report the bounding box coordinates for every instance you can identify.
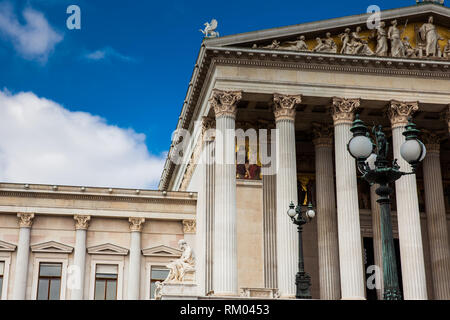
[0,90,166,189]
[83,47,135,63]
[0,2,63,62]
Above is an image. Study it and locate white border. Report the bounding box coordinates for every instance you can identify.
[31,256,68,300]
[89,259,124,300]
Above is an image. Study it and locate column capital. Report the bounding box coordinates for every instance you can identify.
[387,100,419,128]
[421,130,442,153]
[129,217,145,232]
[202,116,216,142]
[209,89,242,119]
[74,215,91,230]
[273,93,302,121]
[17,212,34,228]
[182,219,196,234]
[312,122,334,147]
[330,97,360,125]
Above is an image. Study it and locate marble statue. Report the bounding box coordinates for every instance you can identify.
[339,28,352,54]
[403,36,418,58]
[164,239,195,283]
[154,281,163,299]
[444,40,450,59]
[313,37,326,52]
[200,19,219,38]
[388,20,406,57]
[283,35,309,51]
[373,21,388,57]
[313,33,337,53]
[419,16,444,57]
[350,26,374,56]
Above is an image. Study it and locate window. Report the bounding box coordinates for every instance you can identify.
[0,261,4,298]
[94,265,118,300]
[150,267,169,299]
[37,263,62,300]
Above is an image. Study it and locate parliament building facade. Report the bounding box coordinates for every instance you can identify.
[0,2,449,300]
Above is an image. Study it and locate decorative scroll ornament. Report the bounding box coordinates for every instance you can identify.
[17,213,34,228]
[182,219,196,234]
[388,100,419,128]
[331,97,361,125]
[273,93,302,121]
[312,122,334,146]
[209,89,242,118]
[421,129,442,153]
[74,215,91,230]
[128,217,145,232]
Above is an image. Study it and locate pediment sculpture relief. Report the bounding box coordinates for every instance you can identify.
[251,15,450,60]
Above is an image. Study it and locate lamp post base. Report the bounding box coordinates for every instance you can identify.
[295,272,312,299]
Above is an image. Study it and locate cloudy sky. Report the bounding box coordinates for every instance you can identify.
[0,0,414,188]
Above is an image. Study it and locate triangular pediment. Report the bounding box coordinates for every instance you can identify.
[31,241,73,254]
[141,245,182,258]
[204,4,450,59]
[87,243,129,256]
[0,240,17,252]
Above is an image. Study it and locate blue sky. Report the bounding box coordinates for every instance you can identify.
[0,0,438,188]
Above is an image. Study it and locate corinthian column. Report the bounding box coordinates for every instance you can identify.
[312,123,341,300]
[210,89,242,296]
[72,215,90,300]
[273,93,301,298]
[370,185,384,300]
[127,217,145,300]
[13,213,34,300]
[330,97,365,300]
[421,131,450,300]
[388,100,427,300]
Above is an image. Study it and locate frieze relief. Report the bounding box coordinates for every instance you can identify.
[250,16,450,61]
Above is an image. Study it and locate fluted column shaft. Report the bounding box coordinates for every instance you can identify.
[313,127,341,300]
[331,98,365,300]
[210,89,241,295]
[370,185,384,300]
[127,218,144,300]
[422,140,450,300]
[273,93,301,297]
[388,100,427,300]
[13,213,34,300]
[72,215,90,300]
[263,169,277,289]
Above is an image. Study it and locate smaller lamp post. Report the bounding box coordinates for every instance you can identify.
[287,201,316,299]
[347,115,426,300]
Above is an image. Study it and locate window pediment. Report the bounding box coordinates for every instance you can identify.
[0,240,17,252]
[30,241,73,253]
[142,245,181,258]
[87,243,129,256]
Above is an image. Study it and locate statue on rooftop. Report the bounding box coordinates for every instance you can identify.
[419,16,444,57]
[200,19,219,38]
[388,20,406,57]
[373,21,388,57]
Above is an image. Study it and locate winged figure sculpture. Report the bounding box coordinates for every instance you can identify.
[200,19,219,38]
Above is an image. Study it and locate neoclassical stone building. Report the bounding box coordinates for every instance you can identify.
[159,2,450,300]
[1,2,450,301]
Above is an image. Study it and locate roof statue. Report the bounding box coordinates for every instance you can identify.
[416,0,444,5]
[200,19,219,38]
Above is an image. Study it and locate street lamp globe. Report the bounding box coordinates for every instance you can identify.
[306,207,315,219]
[287,202,296,218]
[348,135,373,160]
[400,139,426,164]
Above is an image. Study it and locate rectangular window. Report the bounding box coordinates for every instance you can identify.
[37,262,62,300]
[150,267,169,299]
[0,261,4,298]
[94,264,118,300]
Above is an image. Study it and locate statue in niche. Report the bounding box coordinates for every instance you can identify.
[350,26,374,56]
[164,240,195,283]
[444,40,450,59]
[283,35,309,51]
[313,32,337,53]
[372,21,388,56]
[388,20,406,57]
[419,16,444,57]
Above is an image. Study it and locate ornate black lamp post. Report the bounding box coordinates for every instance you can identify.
[287,202,316,299]
[347,114,426,300]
